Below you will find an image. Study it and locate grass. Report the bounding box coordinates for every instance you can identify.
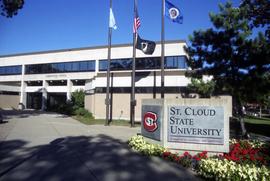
[73,110,270,136]
[243,115,270,137]
[244,115,270,125]
[73,115,141,127]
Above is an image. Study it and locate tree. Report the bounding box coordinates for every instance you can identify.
[0,0,24,18]
[185,0,270,137]
[187,78,215,98]
[71,89,85,109]
[241,0,270,40]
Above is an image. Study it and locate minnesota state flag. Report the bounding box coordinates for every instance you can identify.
[165,0,183,24]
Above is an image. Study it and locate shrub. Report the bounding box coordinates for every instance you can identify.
[71,89,85,108]
[198,158,270,181]
[222,139,270,166]
[197,140,270,180]
[128,135,166,156]
[128,135,205,168]
[56,102,73,115]
[128,135,270,180]
[162,151,194,168]
[75,107,93,118]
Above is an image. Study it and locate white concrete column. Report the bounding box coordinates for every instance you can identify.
[19,64,26,109]
[41,80,48,111]
[66,79,73,102]
[19,82,27,109]
[95,59,99,73]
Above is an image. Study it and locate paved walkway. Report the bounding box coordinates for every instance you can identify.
[0,110,201,181]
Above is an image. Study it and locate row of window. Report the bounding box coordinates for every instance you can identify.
[25,60,95,74]
[99,56,187,71]
[94,86,187,94]
[0,65,22,75]
[0,56,187,75]
[26,80,86,86]
[0,91,19,95]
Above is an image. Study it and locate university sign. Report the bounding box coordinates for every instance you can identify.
[141,97,231,153]
[168,106,224,145]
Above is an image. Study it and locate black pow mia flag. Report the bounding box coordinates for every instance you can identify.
[135,35,156,55]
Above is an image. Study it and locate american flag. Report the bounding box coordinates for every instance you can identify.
[133,2,140,33]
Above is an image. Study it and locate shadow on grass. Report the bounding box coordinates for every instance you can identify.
[245,122,270,137]
[0,135,200,181]
[230,117,270,138]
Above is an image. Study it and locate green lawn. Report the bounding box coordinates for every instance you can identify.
[244,115,270,137]
[73,115,141,127]
[74,114,270,136]
[244,115,270,125]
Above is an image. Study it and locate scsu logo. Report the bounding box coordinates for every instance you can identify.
[143,112,158,132]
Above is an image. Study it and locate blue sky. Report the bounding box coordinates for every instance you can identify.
[0,0,241,56]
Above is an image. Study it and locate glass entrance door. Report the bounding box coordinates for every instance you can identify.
[27,93,42,109]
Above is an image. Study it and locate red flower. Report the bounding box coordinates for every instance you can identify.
[202,151,207,155]
[242,149,249,155]
[250,155,255,161]
[162,151,171,158]
[193,155,201,161]
[174,156,180,162]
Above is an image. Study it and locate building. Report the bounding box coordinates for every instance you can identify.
[0,40,190,120]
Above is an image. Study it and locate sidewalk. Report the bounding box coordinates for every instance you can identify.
[0,110,201,181]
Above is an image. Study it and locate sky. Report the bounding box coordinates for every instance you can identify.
[0,0,241,56]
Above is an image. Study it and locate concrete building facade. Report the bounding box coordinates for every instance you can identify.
[0,40,190,120]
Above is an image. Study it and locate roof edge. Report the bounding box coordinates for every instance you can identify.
[0,40,186,58]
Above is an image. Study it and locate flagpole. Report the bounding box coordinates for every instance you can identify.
[105,0,113,126]
[130,0,137,127]
[161,0,165,99]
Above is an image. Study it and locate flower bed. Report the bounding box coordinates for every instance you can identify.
[128,135,165,156]
[222,139,269,166]
[198,158,269,180]
[128,135,270,181]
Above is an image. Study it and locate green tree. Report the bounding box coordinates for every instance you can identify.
[187,78,215,98]
[185,0,270,137]
[241,0,270,39]
[0,0,24,18]
[71,89,85,108]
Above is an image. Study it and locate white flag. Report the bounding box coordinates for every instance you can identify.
[109,8,117,30]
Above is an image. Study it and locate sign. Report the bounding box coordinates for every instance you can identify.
[143,112,158,132]
[168,106,224,145]
[141,105,161,141]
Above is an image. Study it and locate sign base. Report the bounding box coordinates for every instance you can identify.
[141,96,232,153]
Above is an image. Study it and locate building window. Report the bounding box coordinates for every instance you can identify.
[48,80,67,86]
[136,57,160,70]
[0,91,19,95]
[0,65,22,75]
[165,56,187,69]
[26,81,43,86]
[79,61,88,71]
[72,80,86,86]
[99,60,108,71]
[25,60,95,74]
[98,56,187,71]
[94,86,186,93]
[64,62,73,72]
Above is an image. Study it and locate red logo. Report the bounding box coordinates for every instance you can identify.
[143,112,158,132]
